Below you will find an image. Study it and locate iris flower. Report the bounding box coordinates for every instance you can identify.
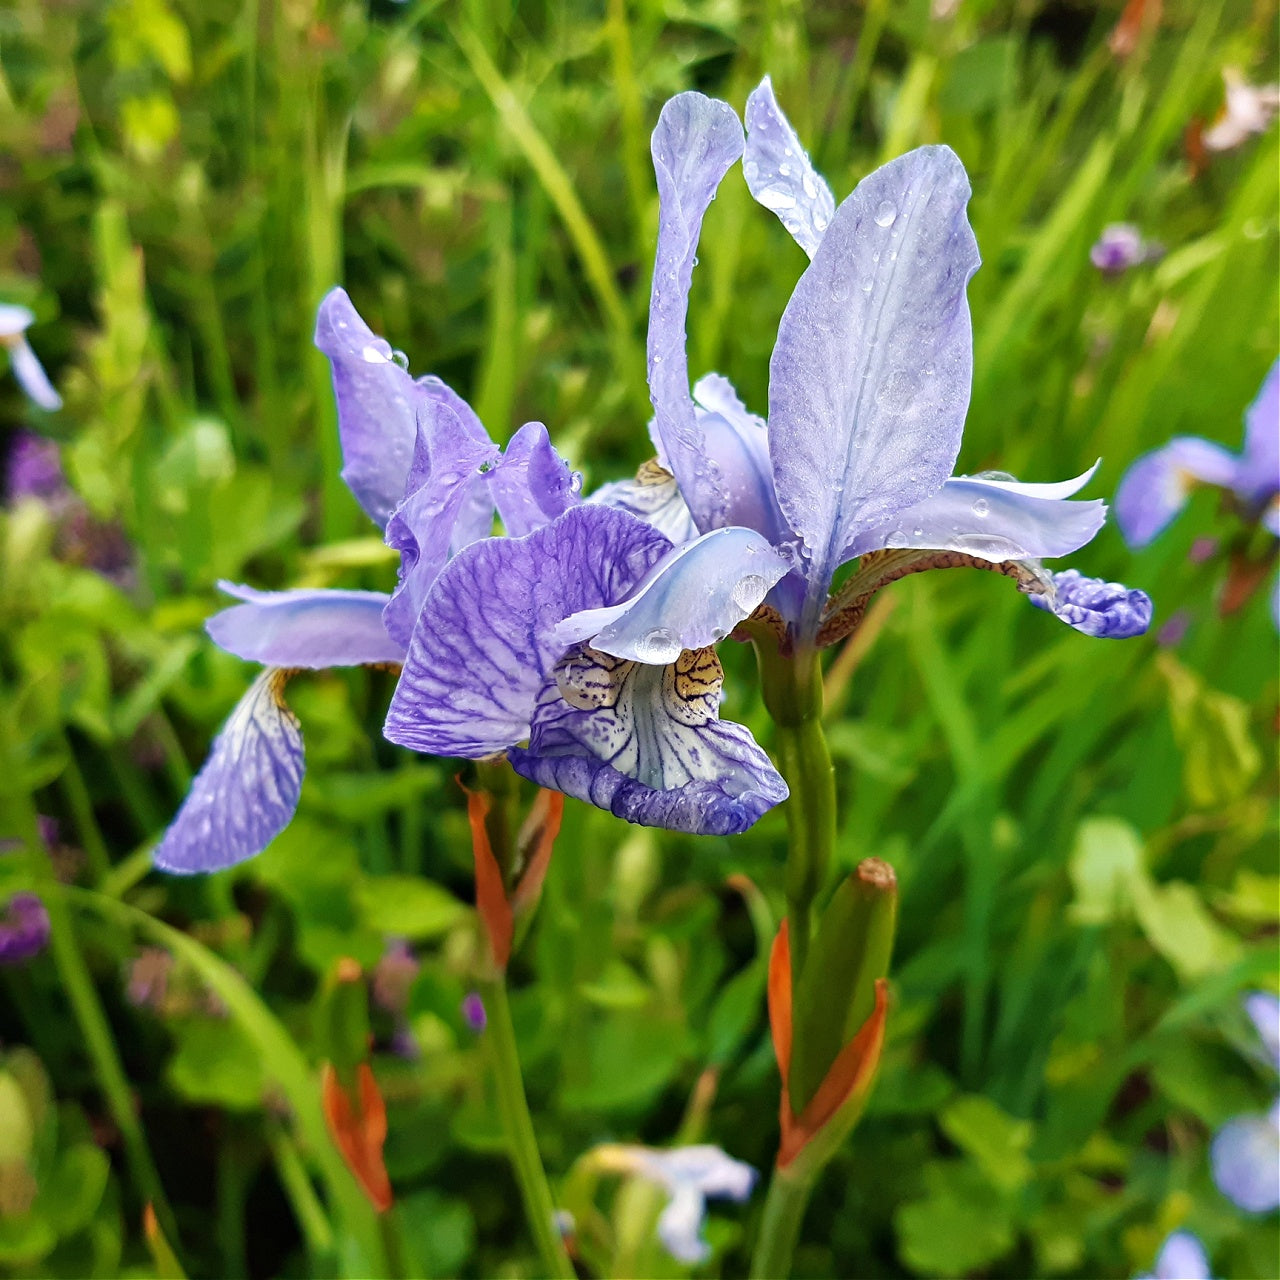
[1115,359,1278,623]
[441,82,1149,675]
[1091,223,1162,275]
[1211,991,1280,1215]
[157,286,782,868]
[155,288,582,872]
[0,304,62,412]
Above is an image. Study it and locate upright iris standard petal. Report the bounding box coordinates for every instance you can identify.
[590,461,699,544]
[553,526,789,664]
[154,670,305,874]
[743,76,837,259]
[1238,357,1280,505]
[487,421,581,537]
[510,647,787,836]
[848,472,1107,562]
[1114,437,1240,548]
[385,505,672,758]
[382,389,502,649]
[206,584,406,667]
[767,145,981,617]
[1028,568,1153,638]
[647,92,747,533]
[314,288,421,529]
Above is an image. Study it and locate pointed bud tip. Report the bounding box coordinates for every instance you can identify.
[856,857,896,892]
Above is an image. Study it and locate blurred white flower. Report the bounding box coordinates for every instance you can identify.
[596,1143,757,1264]
[0,304,62,412]
[1202,69,1280,152]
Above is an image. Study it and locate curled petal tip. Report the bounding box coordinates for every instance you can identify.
[1029,568,1153,638]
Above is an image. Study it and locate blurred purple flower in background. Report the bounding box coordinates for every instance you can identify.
[5,431,67,504]
[1091,223,1162,275]
[1116,359,1279,624]
[461,992,487,1034]
[1211,991,1280,1215]
[0,304,62,411]
[0,893,50,965]
[1136,1230,1212,1280]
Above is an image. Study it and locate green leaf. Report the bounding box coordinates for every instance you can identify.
[0,1213,57,1265]
[1160,653,1261,810]
[39,1144,110,1236]
[1132,878,1243,982]
[896,1160,1016,1276]
[939,1094,1034,1194]
[166,1019,266,1111]
[1067,817,1146,925]
[399,1189,476,1278]
[355,876,465,941]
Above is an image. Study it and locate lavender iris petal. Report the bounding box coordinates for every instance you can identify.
[208,584,405,667]
[767,145,981,630]
[385,505,672,758]
[848,474,1107,562]
[154,669,305,874]
[1028,568,1153,638]
[647,92,748,534]
[1237,357,1279,506]
[510,648,787,836]
[382,392,502,649]
[314,287,422,529]
[742,76,837,259]
[553,526,789,664]
[1114,437,1241,548]
[487,421,581,537]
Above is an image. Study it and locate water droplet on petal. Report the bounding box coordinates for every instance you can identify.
[391,348,410,371]
[778,162,792,176]
[972,498,990,518]
[731,574,769,614]
[758,187,797,212]
[801,171,819,200]
[875,201,898,228]
[361,344,392,364]
[634,627,682,665]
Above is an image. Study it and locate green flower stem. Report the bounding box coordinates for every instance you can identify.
[756,644,836,984]
[478,977,575,1279]
[749,1161,818,1280]
[28,843,179,1247]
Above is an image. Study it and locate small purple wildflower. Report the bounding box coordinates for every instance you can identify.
[0,893,51,965]
[1091,223,1161,275]
[461,992,487,1033]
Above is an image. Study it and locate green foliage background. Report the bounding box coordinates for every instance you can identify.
[0,0,1277,1276]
